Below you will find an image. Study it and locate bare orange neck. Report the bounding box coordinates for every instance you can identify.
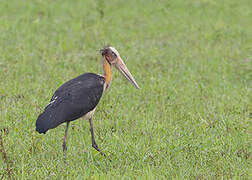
[102,58,112,90]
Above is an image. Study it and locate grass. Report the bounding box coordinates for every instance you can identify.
[0,0,251,178]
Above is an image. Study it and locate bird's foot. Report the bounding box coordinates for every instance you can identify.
[92,143,106,157]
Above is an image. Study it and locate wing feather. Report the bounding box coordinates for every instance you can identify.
[36,73,105,134]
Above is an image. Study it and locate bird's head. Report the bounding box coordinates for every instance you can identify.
[100,46,140,89]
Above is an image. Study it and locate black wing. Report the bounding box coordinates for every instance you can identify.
[36,73,105,134]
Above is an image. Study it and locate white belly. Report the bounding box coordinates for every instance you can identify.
[82,108,96,120]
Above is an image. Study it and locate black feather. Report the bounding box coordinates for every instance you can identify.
[36,73,105,134]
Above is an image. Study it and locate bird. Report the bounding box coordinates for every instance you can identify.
[35,46,139,157]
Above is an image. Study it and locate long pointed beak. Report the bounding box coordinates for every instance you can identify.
[114,57,140,89]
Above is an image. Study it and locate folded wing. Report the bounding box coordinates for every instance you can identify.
[36,73,105,134]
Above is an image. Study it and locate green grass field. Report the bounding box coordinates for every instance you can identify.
[0,0,251,179]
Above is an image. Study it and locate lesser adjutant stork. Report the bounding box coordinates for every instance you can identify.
[36,46,139,157]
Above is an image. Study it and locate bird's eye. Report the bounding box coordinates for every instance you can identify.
[111,52,117,58]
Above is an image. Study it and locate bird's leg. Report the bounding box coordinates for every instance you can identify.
[89,117,105,156]
[62,121,70,158]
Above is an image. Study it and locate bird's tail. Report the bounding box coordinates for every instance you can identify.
[36,108,63,134]
[36,102,68,134]
[36,98,71,134]
[36,112,50,134]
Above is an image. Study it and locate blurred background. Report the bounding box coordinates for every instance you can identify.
[0,0,251,178]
